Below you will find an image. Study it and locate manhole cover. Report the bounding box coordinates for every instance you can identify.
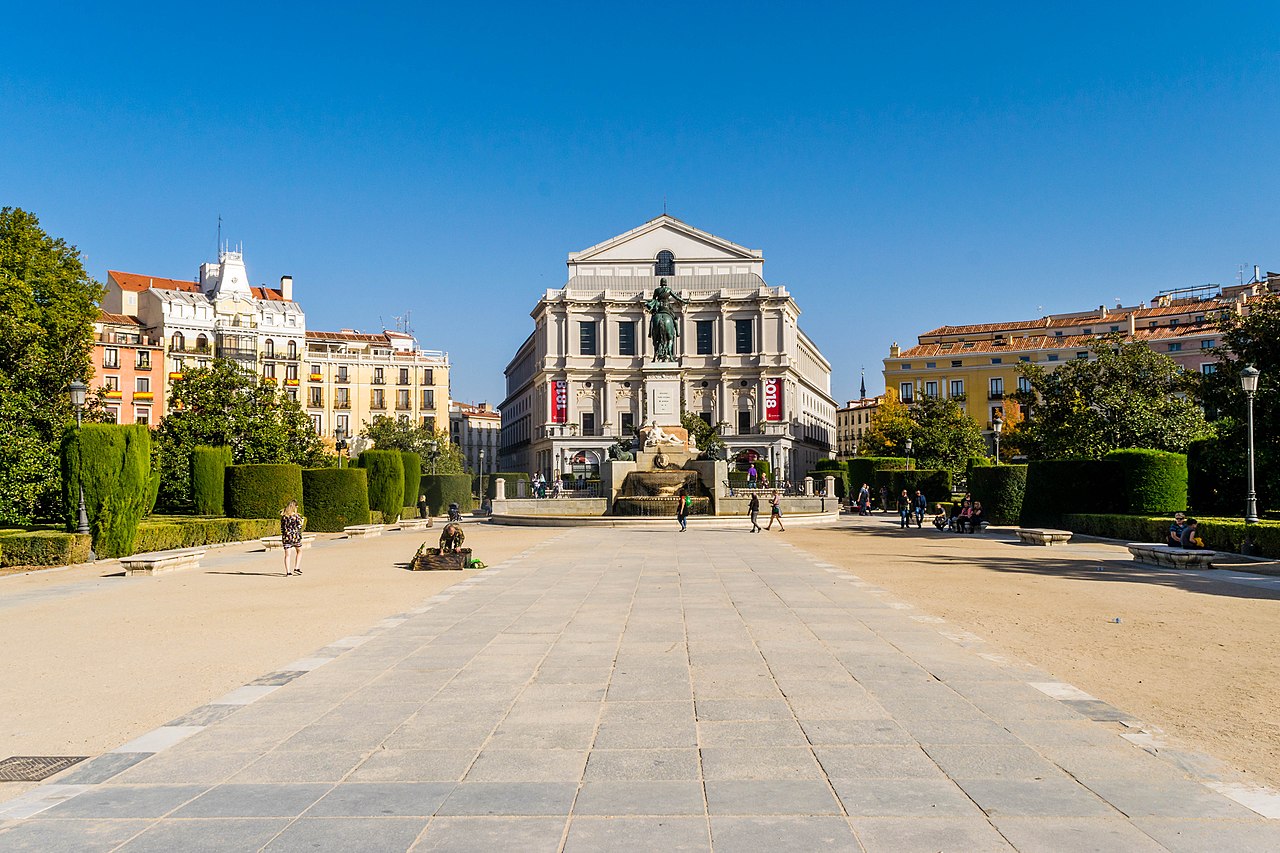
[0,756,88,782]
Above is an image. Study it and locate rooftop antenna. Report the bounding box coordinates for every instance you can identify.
[663,194,667,215]
[216,215,222,258]
[1238,264,1245,285]
[859,367,866,400]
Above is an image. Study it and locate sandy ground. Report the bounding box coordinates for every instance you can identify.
[785,515,1280,790]
[0,523,558,802]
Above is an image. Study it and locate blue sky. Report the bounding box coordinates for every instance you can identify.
[3,2,1277,405]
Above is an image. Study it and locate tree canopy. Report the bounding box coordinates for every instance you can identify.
[0,208,103,524]
[155,359,329,508]
[858,390,986,476]
[1010,336,1212,460]
[360,415,465,473]
[858,390,912,456]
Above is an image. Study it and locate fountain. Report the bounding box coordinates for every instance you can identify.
[612,469,711,516]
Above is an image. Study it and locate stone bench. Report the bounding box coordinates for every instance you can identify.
[343,524,385,539]
[260,535,315,551]
[1127,543,1221,569]
[1016,528,1074,546]
[120,547,207,576]
[396,518,433,531]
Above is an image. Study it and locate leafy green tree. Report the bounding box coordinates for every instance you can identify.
[858,389,913,456]
[360,415,465,473]
[680,411,727,458]
[1011,336,1212,460]
[0,208,104,524]
[910,394,987,475]
[155,359,328,508]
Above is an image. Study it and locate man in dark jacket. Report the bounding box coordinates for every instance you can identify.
[913,490,927,528]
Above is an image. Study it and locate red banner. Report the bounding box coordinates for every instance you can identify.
[764,378,783,421]
[551,380,568,423]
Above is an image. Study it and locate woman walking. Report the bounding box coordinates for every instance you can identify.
[676,488,690,532]
[764,490,786,531]
[280,499,305,577]
[748,492,762,533]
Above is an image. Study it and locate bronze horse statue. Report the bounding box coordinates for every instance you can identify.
[646,278,687,362]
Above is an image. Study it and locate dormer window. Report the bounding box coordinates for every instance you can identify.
[654,250,675,277]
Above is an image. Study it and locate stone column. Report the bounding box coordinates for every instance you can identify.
[804,476,814,496]
[824,475,836,500]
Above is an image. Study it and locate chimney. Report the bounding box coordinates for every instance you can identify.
[1128,313,1136,336]
[280,275,293,301]
[889,342,901,358]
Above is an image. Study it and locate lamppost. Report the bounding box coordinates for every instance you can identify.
[335,438,347,468]
[479,448,486,501]
[905,437,913,471]
[1241,366,1261,525]
[992,413,1004,466]
[428,439,438,476]
[66,381,95,560]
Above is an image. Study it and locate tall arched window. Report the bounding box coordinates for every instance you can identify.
[287,340,297,359]
[171,332,184,351]
[196,334,208,352]
[654,250,675,277]
[265,339,275,357]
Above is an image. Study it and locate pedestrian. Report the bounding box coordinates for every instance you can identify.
[1167,512,1187,546]
[280,499,305,577]
[417,493,428,520]
[676,487,690,532]
[553,476,563,498]
[857,482,870,516]
[748,492,761,532]
[748,462,758,489]
[897,489,912,529]
[764,490,786,531]
[913,489,927,528]
[879,485,889,514]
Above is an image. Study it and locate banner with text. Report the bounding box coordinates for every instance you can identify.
[551,380,568,423]
[764,378,783,421]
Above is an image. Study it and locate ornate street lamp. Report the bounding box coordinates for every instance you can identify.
[1241,366,1261,525]
[66,381,95,559]
[428,439,438,476]
[904,437,913,471]
[993,413,1004,466]
[479,448,486,501]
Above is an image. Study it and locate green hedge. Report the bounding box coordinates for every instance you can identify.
[805,470,847,500]
[60,424,155,559]
[422,474,473,516]
[357,450,405,523]
[872,469,952,503]
[487,472,530,499]
[1062,513,1280,558]
[401,452,423,509]
[968,465,1028,525]
[0,531,93,567]
[191,446,232,515]
[224,464,304,519]
[1104,449,1188,515]
[848,457,908,493]
[1020,459,1121,527]
[132,518,282,553]
[302,468,370,532]
[813,459,848,500]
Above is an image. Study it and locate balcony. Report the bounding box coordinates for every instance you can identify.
[396,403,412,411]
[168,372,184,381]
[261,353,300,362]
[133,391,154,401]
[308,373,323,382]
[104,390,123,400]
[263,376,278,384]
[335,401,351,409]
[336,375,350,384]
[170,345,213,356]
[988,392,1005,400]
[308,397,324,409]
[285,378,300,387]
[102,359,121,370]
[136,359,153,371]
[371,401,386,411]
[372,378,386,386]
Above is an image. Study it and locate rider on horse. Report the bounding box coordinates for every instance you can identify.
[646,277,687,362]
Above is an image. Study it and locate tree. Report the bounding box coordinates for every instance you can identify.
[910,394,987,475]
[360,416,465,473]
[1011,336,1212,460]
[155,359,329,508]
[680,411,727,458]
[858,389,913,456]
[0,208,104,524]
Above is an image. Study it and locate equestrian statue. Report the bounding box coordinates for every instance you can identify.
[645,277,687,362]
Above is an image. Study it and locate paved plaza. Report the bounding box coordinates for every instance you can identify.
[2,527,1278,852]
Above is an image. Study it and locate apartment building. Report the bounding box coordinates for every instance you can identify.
[89,312,164,424]
[450,402,502,475]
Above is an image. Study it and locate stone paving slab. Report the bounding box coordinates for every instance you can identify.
[1,527,1277,850]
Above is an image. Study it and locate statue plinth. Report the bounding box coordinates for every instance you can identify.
[642,363,682,428]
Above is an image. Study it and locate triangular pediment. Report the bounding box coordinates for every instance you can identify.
[570,215,761,264]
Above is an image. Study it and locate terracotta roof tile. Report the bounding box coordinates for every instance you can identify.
[97,311,145,326]
[896,325,1217,359]
[109,270,199,293]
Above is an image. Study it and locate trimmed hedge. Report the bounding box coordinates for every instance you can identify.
[872,469,952,503]
[422,474,473,516]
[401,452,423,509]
[847,457,908,493]
[302,468,370,532]
[1020,459,1120,527]
[0,531,93,567]
[968,465,1028,525]
[60,424,154,559]
[225,464,304,519]
[191,446,232,515]
[805,470,847,500]
[357,450,405,523]
[814,459,848,500]
[1062,513,1280,559]
[487,472,531,499]
[1104,449,1188,515]
[132,518,281,553]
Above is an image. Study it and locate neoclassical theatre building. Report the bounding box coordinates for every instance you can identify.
[500,215,836,482]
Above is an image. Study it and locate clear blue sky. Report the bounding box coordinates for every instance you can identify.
[3,2,1277,406]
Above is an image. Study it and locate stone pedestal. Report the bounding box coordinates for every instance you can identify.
[824,475,837,498]
[643,363,682,426]
[804,477,814,496]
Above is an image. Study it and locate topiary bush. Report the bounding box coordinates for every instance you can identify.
[422,474,473,516]
[191,446,233,515]
[872,469,952,505]
[1103,449,1188,515]
[814,459,848,500]
[132,518,280,552]
[60,424,155,558]
[1019,459,1120,527]
[401,452,422,509]
[968,465,1028,525]
[302,468,370,532]
[224,464,304,520]
[0,530,93,567]
[487,472,531,499]
[357,450,405,523]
